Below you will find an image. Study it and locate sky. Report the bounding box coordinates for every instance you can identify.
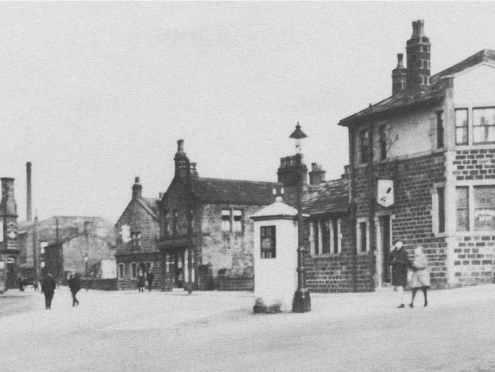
[1,2,495,222]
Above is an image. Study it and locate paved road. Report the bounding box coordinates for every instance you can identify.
[1,286,494,372]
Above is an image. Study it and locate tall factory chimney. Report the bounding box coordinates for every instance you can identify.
[26,162,32,221]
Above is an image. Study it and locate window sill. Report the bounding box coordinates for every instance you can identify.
[310,253,342,259]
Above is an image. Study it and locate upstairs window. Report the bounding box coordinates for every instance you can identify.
[359,129,369,164]
[131,232,141,248]
[455,109,468,145]
[473,107,495,143]
[221,210,231,232]
[436,111,444,148]
[260,226,276,259]
[221,209,244,233]
[379,125,387,160]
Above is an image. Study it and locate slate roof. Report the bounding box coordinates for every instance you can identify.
[302,178,349,216]
[141,198,159,217]
[190,178,279,205]
[339,49,495,127]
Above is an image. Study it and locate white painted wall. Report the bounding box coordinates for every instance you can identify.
[253,218,298,312]
[454,64,495,107]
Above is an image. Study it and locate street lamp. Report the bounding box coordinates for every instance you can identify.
[290,123,311,313]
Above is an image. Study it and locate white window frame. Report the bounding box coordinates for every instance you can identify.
[356,218,369,253]
[330,218,342,254]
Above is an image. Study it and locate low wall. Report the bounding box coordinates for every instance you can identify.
[80,278,117,291]
[217,276,254,291]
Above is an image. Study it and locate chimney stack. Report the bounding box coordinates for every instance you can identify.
[26,162,32,221]
[406,20,431,94]
[309,163,326,186]
[174,139,190,180]
[132,177,142,199]
[392,53,407,95]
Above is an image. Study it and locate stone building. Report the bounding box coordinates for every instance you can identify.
[308,20,495,291]
[18,216,116,284]
[114,177,161,290]
[0,178,20,292]
[43,221,116,285]
[157,140,278,291]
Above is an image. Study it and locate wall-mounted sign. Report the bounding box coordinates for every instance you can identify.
[6,221,17,240]
[377,179,394,208]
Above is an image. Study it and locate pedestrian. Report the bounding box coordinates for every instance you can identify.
[18,275,25,292]
[409,246,430,307]
[68,273,81,306]
[390,240,409,308]
[41,273,56,310]
[146,269,154,292]
[137,270,145,292]
[33,280,39,292]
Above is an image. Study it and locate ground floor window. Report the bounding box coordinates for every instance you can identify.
[310,218,341,255]
[130,262,137,279]
[356,219,369,253]
[455,184,495,232]
[118,263,124,279]
[260,225,276,259]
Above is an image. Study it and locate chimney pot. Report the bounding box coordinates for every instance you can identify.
[177,139,184,153]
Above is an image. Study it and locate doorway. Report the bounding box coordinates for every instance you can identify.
[172,250,184,288]
[6,257,16,289]
[378,216,391,286]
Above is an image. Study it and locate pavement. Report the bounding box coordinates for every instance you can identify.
[1,285,495,372]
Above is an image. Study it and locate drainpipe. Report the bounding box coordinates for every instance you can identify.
[349,127,358,292]
[368,122,376,291]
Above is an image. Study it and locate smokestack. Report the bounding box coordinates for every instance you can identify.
[132,177,142,199]
[26,162,32,221]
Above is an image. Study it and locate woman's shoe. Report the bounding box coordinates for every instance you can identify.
[409,303,414,308]
[398,304,405,308]
[424,301,428,307]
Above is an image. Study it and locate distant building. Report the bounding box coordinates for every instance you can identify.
[0,178,20,292]
[114,177,161,290]
[18,216,116,284]
[43,221,116,284]
[157,140,278,291]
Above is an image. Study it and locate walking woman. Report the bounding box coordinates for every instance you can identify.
[68,273,81,306]
[409,246,430,307]
[390,240,409,308]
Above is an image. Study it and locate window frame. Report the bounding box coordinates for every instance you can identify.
[358,129,369,164]
[379,125,387,160]
[118,263,125,279]
[436,111,444,148]
[130,262,137,279]
[356,219,369,253]
[472,106,495,144]
[456,186,469,232]
[455,108,469,145]
[260,225,276,259]
[474,185,495,231]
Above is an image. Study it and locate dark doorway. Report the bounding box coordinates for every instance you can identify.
[6,257,16,289]
[379,216,391,284]
[172,250,184,288]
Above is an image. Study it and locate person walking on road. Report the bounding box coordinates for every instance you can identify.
[68,273,81,306]
[41,273,56,310]
[390,240,409,308]
[146,269,154,292]
[137,270,145,292]
[409,246,430,308]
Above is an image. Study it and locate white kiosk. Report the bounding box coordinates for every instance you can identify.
[250,197,306,313]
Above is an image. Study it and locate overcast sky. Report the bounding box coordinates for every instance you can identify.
[1,2,495,222]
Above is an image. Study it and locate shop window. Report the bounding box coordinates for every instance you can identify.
[455,109,468,145]
[474,186,495,231]
[456,187,469,231]
[260,226,276,259]
[473,107,495,143]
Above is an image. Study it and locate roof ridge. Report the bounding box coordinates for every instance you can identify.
[193,177,279,185]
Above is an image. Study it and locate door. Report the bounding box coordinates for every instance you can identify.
[379,216,391,284]
[6,257,16,289]
[173,250,185,288]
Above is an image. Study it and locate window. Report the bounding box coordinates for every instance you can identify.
[437,187,445,233]
[173,210,178,234]
[118,264,124,279]
[474,186,495,230]
[436,111,444,148]
[456,187,469,231]
[221,209,244,233]
[379,125,387,160]
[358,221,368,253]
[321,221,330,254]
[131,232,141,248]
[260,226,276,259]
[331,219,341,254]
[455,109,468,145]
[233,210,243,232]
[312,221,320,255]
[473,107,495,143]
[221,209,231,232]
[130,263,137,279]
[359,129,369,164]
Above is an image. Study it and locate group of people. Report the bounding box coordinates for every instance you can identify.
[39,272,82,309]
[137,270,154,292]
[390,240,430,308]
